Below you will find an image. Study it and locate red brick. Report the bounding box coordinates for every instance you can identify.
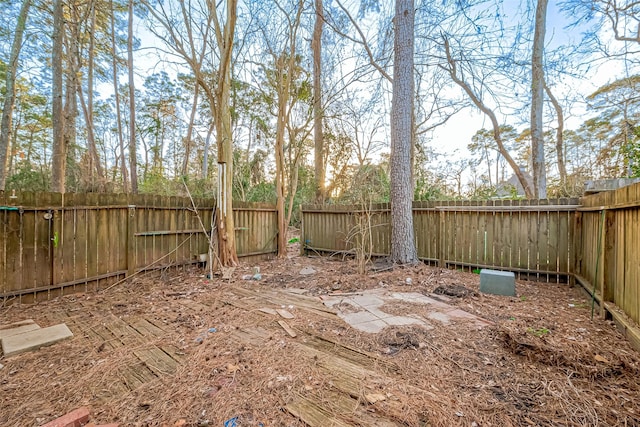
[41,407,90,427]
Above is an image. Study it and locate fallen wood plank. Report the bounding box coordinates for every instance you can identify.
[0,322,41,339]
[319,390,402,427]
[120,361,157,391]
[159,345,186,364]
[129,318,164,338]
[104,316,143,346]
[134,346,179,376]
[230,327,273,346]
[1,324,73,357]
[276,309,295,319]
[278,320,297,338]
[286,395,353,427]
[300,333,399,373]
[91,325,122,349]
[231,287,338,315]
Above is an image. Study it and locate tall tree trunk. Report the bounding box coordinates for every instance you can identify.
[390,0,418,264]
[51,0,67,193]
[0,0,31,190]
[128,0,138,193]
[111,0,128,191]
[76,0,104,187]
[531,0,548,199]
[213,0,238,266]
[182,83,199,176]
[275,86,287,257]
[312,0,325,203]
[85,1,104,180]
[202,121,214,179]
[64,48,79,191]
[544,82,566,188]
[274,1,303,258]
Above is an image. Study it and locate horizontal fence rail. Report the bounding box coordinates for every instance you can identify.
[0,192,277,303]
[302,199,580,284]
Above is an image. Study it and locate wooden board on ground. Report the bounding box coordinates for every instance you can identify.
[119,361,158,391]
[1,324,73,357]
[230,327,272,346]
[129,317,165,337]
[278,320,297,337]
[134,346,179,376]
[286,394,353,427]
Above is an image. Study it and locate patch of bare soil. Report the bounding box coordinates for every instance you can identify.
[1,240,640,426]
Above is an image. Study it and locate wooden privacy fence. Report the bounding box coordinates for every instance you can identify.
[302,199,580,282]
[0,192,277,303]
[575,182,640,329]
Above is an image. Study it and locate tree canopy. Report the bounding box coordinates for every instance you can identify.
[0,0,638,209]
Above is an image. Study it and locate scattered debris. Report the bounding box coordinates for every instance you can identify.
[433,284,475,298]
[365,393,387,404]
[223,416,238,427]
[221,267,235,280]
[277,320,297,338]
[2,246,640,427]
[276,309,295,319]
[299,267,316,276]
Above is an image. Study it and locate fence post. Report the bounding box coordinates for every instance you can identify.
[127,205,136,277]
[300,205,305,256]
[603,209,616,304]
[437,208,445,267]
[572,210,582,285]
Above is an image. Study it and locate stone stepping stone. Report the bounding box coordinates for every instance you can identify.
[0,322,41,340]
[1,324,73,357]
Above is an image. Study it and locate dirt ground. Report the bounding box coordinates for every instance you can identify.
[1,238,640,427]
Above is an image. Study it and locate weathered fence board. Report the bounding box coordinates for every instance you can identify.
[0,192,277,303]
[302,199,580,282]
[575,181,640,329]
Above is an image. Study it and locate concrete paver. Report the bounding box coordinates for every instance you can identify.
[323,289,491,333]
[0,323,41,339]
[2,323,73,357]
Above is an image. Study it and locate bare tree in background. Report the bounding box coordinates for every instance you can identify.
[128,0,138,193]
[313,0,325,203]
[51,0,67,193]
[0,0,31,190]
[531,0,548,198]
[442,36,535,199]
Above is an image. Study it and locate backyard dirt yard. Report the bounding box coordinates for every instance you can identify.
[2,239,640,427]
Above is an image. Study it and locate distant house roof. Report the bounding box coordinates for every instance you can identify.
[496,167,533,198]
